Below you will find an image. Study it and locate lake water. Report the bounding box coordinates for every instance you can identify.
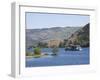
[26,48,89,67]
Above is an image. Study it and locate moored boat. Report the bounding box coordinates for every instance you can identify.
[65,45,82,51]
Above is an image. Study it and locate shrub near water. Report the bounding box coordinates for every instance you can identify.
[34,47,41,55]
[26,52,33,56]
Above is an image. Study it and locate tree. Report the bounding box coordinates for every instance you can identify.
[63,39,68,46]
[34,47,41,55]
[69,40,73,44]
[59,42,64,48]
[37,42,48,48]
[74,39,79,45]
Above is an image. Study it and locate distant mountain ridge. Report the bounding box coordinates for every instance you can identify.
[66,23,89,47]
[26,26,81,47]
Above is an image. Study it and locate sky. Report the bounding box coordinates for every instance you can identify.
[26,12,90,29]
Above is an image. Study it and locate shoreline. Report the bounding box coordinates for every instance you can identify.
[26,53,48,59]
